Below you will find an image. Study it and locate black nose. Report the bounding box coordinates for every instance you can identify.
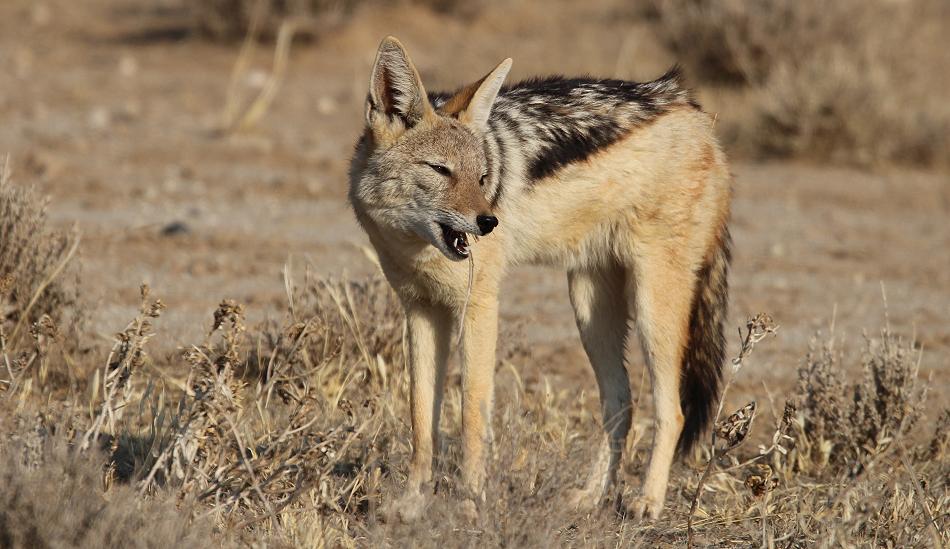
[476,214,498,235]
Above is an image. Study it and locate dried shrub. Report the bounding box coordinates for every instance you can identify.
[848,333,925,455]
[789,328,926,475]
[785,335,847,472]
[250,275,405,396]
[653,0,802,85]
[653,0,881,87]
[189,0,483,41]
[0,162,82,348]
[0,434,222,549]
[654,0,950,167]
[19,277,402,544]
[106,278,408,543]
[750,47,950,167]
[406,0,487,17]
[190,0,363,41]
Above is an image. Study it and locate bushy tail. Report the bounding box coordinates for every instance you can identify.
[677,226,731,454]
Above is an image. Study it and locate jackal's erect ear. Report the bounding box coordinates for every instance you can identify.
[438,58,513,133]
[366,36,433,130]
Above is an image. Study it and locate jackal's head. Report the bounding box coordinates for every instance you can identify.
[349,36,512,261]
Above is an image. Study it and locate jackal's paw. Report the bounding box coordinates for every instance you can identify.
[565,488,601,512]
[627,495,663,521]
[460,498,479,523]
[381,490,427,523]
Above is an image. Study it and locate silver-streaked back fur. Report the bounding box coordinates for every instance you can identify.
[431,67,696,207]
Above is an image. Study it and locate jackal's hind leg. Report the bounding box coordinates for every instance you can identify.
[628,248,695,520]
[566,265,632,511]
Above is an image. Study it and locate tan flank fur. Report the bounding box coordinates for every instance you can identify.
[349,37,732,521]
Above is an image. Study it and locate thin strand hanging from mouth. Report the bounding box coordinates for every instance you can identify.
[455,250,475,352]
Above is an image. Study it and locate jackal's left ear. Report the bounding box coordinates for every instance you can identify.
[440,58,513,133]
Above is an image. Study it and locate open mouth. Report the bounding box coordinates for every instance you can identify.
[438,223,470,258]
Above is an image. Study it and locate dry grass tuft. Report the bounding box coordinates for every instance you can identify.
[654,0,950,167]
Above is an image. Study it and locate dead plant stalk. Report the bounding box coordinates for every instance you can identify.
[687,314,778,549]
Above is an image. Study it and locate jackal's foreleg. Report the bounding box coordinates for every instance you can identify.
[459,297,499,503]
[388,301,451,521]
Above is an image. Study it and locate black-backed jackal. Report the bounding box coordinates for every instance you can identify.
[349,37,731,521]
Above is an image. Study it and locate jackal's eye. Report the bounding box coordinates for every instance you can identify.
[480,173,488,187]
[426,163,451,177]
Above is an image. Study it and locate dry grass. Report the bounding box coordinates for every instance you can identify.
[1,261,946,546]
[654,0,950,167]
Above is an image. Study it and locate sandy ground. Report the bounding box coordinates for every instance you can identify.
[1,0,947,419]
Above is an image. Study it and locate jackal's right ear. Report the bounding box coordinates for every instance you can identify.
[439,58,512,133]
[366,36,433,131]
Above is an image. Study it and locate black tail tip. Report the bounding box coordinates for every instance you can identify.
[676,381,720,455]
